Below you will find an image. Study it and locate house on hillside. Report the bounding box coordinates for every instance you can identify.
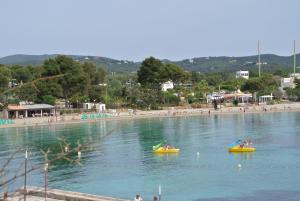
[290,73,300,79]
[236,70,249,79]
[8,79,19,88]
[161,81,174,91]
[280,77,295,90]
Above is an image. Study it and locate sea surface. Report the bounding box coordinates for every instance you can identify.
[1,112,300,201]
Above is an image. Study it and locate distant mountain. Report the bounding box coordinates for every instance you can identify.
[175,54,300,73]
[0,54,140,73]
[0,54,58,66]
[0,54,299,73]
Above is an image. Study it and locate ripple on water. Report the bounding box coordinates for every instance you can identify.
[1,112,300,201]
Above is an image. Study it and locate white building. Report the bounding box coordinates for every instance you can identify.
[96,103,106,112]
[82,103,106,112]
[8,79,18,88]
[280,77,295,89]
[161,81,174,91]
[290,73,300,79]
[82,103,94,110]
[259,95,273,103]
[236,70,249,79]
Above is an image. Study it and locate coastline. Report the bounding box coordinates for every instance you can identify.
[1,103,300,129]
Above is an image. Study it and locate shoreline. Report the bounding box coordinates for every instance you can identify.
[1,103,300,129]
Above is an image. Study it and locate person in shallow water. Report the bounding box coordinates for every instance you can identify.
[153,196,158,201]
[134,194,143,201]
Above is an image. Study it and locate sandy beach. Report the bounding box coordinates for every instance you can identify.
[1,102,300,129]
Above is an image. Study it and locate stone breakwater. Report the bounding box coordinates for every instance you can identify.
[1,186,129,201]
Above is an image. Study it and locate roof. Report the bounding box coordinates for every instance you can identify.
[223,93,252,98]
[7,104,54,111]
[259,95,274,98]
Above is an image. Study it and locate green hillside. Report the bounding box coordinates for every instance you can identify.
[0,54,299,74]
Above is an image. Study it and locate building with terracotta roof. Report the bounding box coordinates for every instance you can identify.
[4,104,55,119]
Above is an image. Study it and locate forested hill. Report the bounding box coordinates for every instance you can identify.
[0,54,140,73]
[0,54,299,73]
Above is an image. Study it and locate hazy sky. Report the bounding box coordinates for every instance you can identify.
[1,0,300,61]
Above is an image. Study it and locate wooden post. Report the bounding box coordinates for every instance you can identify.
[158,184,161,201]
[24,150,28,201]
[44,163,48,201]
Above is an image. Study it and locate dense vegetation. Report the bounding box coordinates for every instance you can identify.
[1,55,300,111]
[0,56,106,107]
[0,53,299,74]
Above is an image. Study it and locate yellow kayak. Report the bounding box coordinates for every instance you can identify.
[228,145,256,152]
[154,147,180,153]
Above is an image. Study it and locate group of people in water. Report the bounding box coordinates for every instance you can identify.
[162,144,174,150]
[239,139,253,148]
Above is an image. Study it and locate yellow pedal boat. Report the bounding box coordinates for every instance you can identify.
[228,145,255,152]
[154,147,180,153]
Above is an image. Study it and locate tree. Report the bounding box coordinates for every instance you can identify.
[69,93,89,106]
[191,71,204,84]
[42,95,56,105]
[137,57,164,87]
[11,65,32,83]
[88,85,105,103]
[15,84,38,102]
[138,87,163,110]
[162,91,180,106]
[160,63,189,84]
[241,78,264,93]
[0,66,11,90]
[42,58,61,76]
[35,80,63,98]
[122,84,142,107]
[205,73,223,88]
[227,78,246,91]
[285,78,300,101]
[82,62,106,85]
[137,57,188,90]
[194,80,213,102]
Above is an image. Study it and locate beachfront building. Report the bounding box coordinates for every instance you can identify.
[236,70,249,79]
[207,93,224,103]
[259,94,273,103]
[3,104,55,119]
[82,102,106,112]
[223,92,253,103]
[161,81,174,91]
[207,90,253,105]
[96,103,106,112]
[82,103,94,110]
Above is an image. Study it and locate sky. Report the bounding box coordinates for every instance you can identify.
[1,0,300,61]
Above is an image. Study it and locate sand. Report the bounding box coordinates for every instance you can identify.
[1,102,300,129]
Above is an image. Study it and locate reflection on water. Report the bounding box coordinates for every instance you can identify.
[229,152,254,161]
[1,112,300,201]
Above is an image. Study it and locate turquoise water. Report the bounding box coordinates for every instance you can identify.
[1,112,300,201]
